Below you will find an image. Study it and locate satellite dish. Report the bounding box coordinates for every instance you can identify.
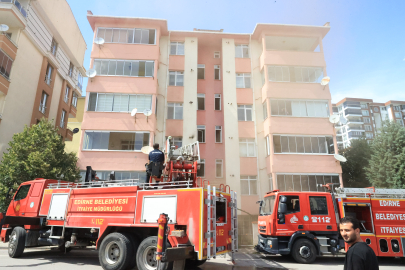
[329,115,340,124]
[94,37,105,45]
[0,24,9,32]
[339,115,348,125]
[143,109,152,117]
[321,76,330,86]
[141,146,154,155]
[131,108,138,116]
[334,154,347,162]
[86,69,97,78]
[72,128,80,134]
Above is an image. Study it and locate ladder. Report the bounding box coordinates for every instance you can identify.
[336,187,405,198]
[230,190,238,262]
[206,185,216,259]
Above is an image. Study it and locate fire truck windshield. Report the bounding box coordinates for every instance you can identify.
[260,195,275,216]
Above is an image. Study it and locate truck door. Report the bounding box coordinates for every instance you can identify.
[25,182,43,216]
[9,184,31,217]
[276,194,305,235]
[306,195,336,232]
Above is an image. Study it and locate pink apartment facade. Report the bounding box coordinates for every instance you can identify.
[79,12,342,245]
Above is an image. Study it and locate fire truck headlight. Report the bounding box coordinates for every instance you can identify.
[267,240,272,246]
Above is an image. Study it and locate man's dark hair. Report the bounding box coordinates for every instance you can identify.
[340,216,360,230]
[153,143,159,149]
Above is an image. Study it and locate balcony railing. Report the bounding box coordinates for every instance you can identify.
[344,109,362,116]
[0,0,28,18]
[343,101,361,109]
[348,131,364,138]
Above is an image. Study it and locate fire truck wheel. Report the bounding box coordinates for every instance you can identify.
[8,227,26,258]
[291,238,317,264]
[124,233,140,269]
[99,232,134,270]
[136,236,173,270]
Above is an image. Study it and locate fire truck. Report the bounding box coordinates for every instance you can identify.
[255,185,405,264]
[0,139,238,270]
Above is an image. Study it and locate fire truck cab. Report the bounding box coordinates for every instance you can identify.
[256,187,405,264]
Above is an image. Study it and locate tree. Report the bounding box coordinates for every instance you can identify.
[0,119,81,211]
[340,137,372,188]
[366,120,405,188]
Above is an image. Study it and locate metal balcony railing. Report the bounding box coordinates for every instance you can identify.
[0,0,28,18]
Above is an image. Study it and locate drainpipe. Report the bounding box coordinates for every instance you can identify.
[162,31,171,147]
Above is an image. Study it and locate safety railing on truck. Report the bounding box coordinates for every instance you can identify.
[335,187,405,198]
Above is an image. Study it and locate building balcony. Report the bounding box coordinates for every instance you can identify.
[348,131,364,138]
[344,109,362,117]
[260,50,325,70]
[91,42,160,62]
[342,101,361,109]
[69,103,77,118]
[0,34,18,59]
[65,127,73,141]
[0,0,27,29]
[0,73,10,95]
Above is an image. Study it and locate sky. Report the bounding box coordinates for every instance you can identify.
[67,0,405,103]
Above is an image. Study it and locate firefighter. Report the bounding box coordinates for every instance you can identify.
[145,143,165,183]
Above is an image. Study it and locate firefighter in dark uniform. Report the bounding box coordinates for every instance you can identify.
[145,143,165,183]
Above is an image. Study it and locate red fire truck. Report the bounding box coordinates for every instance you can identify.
[255,185,405,264]
[0,139,238,270]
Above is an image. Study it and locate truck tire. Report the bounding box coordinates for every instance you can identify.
[99,232,134,270]
[136,236,172,270]
[291,238,317,264]
[8,227,26,258]
[125,233,140,269]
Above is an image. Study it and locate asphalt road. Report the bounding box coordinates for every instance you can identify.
[0,243,404,269]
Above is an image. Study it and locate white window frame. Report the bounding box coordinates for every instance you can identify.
[270,99,330,118]
[365,125,372,131]
[197,125,205,143]
[215,94,221,110]
[273,135,335,155]
[396,119,404,126]
[197,159,205,177]
[167,103,183,120]
[88,93,153,113]
[263,100,268,119]
[215,159,223,178]
[238,105,253,121]
[72,93,78,107]
[267,66,324,83]
[0,49,13,79]
[64,86,70,103]
[215,126,222,143]
[39,91,48,114]
[235,44,249,58]
[60,110,66,128]
[239,138,256,157]
[93,59,155,77]
[68,62,74,78]
[83,130,150,151]
[394,112,402,118]
[197,94,205,110]
[276,173,340,192]
[265,136,270,156]
[173,137,182,148]
[169,71,184,86]
[197,64,205,79]
[51,38,58,56]
[366,132,374,139]
[214,51,220,58]
[363,117,371,123]
[362,110,369,116]
[236,73,251,88]
[240,175,257,195]
[214,65,220,80]
[97,27,156,45]
[170,42,185,55]
[45,64,53,85]
[361,103,368,109]
[394,105,401,111]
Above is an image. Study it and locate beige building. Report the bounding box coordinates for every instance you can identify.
[65,96,85,154]
[0,0,86,158]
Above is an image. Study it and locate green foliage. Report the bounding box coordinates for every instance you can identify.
[341,137,372,188]
[366,120,405,188]
[0,119,81,211]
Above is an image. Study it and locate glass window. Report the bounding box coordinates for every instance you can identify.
[50,38,58,56]
[309,196,328,215]
[39,91,48,114]
[237,105,253,121]
[14,185,31,201]
[268,66,323,83]
[197,125,205,143]
[197,159,205,177]
[214,51,220,58]
[214,65,220,80]
[260,195,275,216]
[239,138,255,157]
[197,94,205,110]
[215,126,222,143]
[263,100,268,119]
[236,73,251,88]
[241,176,257,195]
[273,135,333,154]
[197,64,205,79]
[83,131,149,151]
[97,27,155,44]
[170,42,185,55]
[235,45,249,58]
[215,94,221,110]
[215,159,223,178]
[169,71,184,86]
[284,195,300,214]
[93,59,154,77]
[167,103,183,120]
[362,110,370,116]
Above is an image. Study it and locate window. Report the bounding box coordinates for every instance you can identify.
[363,117,371,123]
[270,99,329,117]
[361,103,368,109]
[79,170,146,182]
[197,159,205,177]
[197,94,205,110]
[172,137,182,148]
[39,91,48,114]
[45,64,53,85]
[282,196,300,214]
[68,62,74,77]
[263,100,268,119]
[169,71,184,86]
[396,119,404,126]
[170,42,184,55]
[60,110,66,128]
[215,94,221,110]
[0,49,13,79]
[260,195,275,216]
[214,51,220,58]
[215,126,222,143]
[309,196,328,215]
[394,105,401,111]
[167,103,183,120]
[94,59,154,77]
[241,176,257,195]
[5,32,12,39]
[50,38,58,56]
[197,64,205,79]
[265,136,270,156]
[395,112,402,118]
[215,159,223,178]
[277,174,339,192]
[273,135,335,154]
[268,66,324,83]
[88,93,152,113]
[236,73,251,88]
[83,131,150,151]
[239,138,256,157]
[14,185,31,201]
[72,92,78,107]
[77,73,83,90]
[366,132,374,139]
[237,105,253,121]
[97,27,155,44]
[214,65,220,80]
[197,125,205,143]
[64,86,70,103]
[365,125,372,131]
[235,45,249,58]
[381,107,387,111]
[362,110,369,116]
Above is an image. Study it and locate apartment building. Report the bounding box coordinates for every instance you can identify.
[65,96,85,154]
[80,13,341,245]
[0,0,86,158]
[332,98,405,148]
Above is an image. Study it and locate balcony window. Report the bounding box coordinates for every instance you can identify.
[277,174,339,192]
[0,49,13,79]
[273,135,335,154]
[265,136,270,156]
[197,159,205,177]
[215,94,221,110]
[97,27,155,45]
[50,38,58,56]
[167,103,183,120]
[72,93,78,108]
[170,42,184,55]
[365,125,372,131]
[263,100,268,119]
[45,64,53,85]
[197,64,205,79]
[362,110,369,116]
[236,73,251,88]
[215,126,222,143]
[169,71,184,86]
[366,132,374,139]
[348,131,364,138]
[68,62,74,78]
[268,66,323,83]
[214,65,220,80]
[197,94,205,110]
[396,119,404,127]
[270,99,329,118]
[197,125,205,143]
[60,110,66,128]
[171,137,182,148]
[94,59,154,77]
[344,109,362,116]
[239,138,256,157]
[235,45,249,58]
[238,105,253,121]
[394,105,401,111]
[39,91,48,114]
[363,117,371,123]
[343,101,361,109]
[394,112,402,118]
[83,131,150,151]
[361,103,368,109]
[241,176,257,195]
[214,51,220,58]
[216,159,223,178]
[64,86,70,103]
[77,73,83,90]
[88,93,152,113]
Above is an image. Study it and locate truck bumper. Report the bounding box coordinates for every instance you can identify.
[255,234,288,255]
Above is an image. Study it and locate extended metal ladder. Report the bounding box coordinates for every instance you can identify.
[230,190,238,262]
[335,187,405,198]
[206,185,216,259]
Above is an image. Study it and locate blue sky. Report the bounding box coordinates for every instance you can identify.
[67,0,405,103]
